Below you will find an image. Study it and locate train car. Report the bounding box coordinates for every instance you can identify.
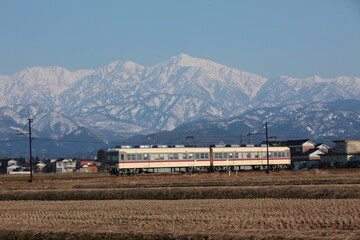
[106,145,291,175]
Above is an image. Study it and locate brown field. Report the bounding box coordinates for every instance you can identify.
[0,169,360,239]
[0,199,359,239]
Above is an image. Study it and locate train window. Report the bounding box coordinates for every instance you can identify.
[136,154,142,161]
[223,153,228,158]
[262,152,266,158]
[281,152,285,158]
[286,151,290,158]
[121,154,124,160]
[144,154,149,160]
[188,153,193,159]
[159,154,165,160]
[229,152,233,159]
[204,153,209,159]
[169,154,174,160]
[246,153,251,158]
[182,153,187,159]
[254,152,259,158]
[106,151,119,162]
[154,154,159,160]
[174,153,178,160]
[195,153,200,159]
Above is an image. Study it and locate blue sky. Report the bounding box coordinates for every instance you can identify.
[0,0,359,78]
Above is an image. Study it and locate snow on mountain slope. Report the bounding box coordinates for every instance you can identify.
[0,104,82,139]
[0,66,94,108]
[59,54,266,133]
[254,75,360,107]
[1,54,360,148]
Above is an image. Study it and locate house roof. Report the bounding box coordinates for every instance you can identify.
[285,139,316,146]
[316,143,330,149]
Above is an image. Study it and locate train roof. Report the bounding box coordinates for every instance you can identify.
[107,145,290,153]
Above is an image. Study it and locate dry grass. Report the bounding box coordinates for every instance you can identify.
[1,169,360,191]
[0,199,359,239]
[0,169,359,200]
[1,169,360,239]
[0,184,359,200]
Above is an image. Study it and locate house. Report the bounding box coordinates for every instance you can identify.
[36,162,47,172]
[53,158,76,173]
[7,164,23,174]
[265,139,330,169]
[320,140,360,167]
[7,159,18,167]
[75,159,97,173]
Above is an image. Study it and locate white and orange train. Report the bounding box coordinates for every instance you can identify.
[106,145,291,175]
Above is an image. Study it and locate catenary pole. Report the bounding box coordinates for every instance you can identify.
[28,118,33,183]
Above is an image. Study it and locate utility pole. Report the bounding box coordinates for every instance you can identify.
[28,119,33,182]
[265,122,270,174]
[245,122,274,174]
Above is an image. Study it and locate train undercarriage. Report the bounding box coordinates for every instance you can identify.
[109,164,289,176]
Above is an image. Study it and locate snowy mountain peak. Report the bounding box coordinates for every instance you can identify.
[163,53,221,68]
[97,60,144,77]
[99,61,120,74]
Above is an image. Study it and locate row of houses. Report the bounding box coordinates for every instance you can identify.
[0,158,99,174]
[267,139,360,169]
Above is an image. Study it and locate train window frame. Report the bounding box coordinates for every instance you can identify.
[216,152,223,159]
[143,154,149,161]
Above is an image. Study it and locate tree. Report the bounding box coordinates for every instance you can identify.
[97,149,106,162]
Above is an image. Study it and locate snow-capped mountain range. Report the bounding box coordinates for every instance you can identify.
[0,54,359,156]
